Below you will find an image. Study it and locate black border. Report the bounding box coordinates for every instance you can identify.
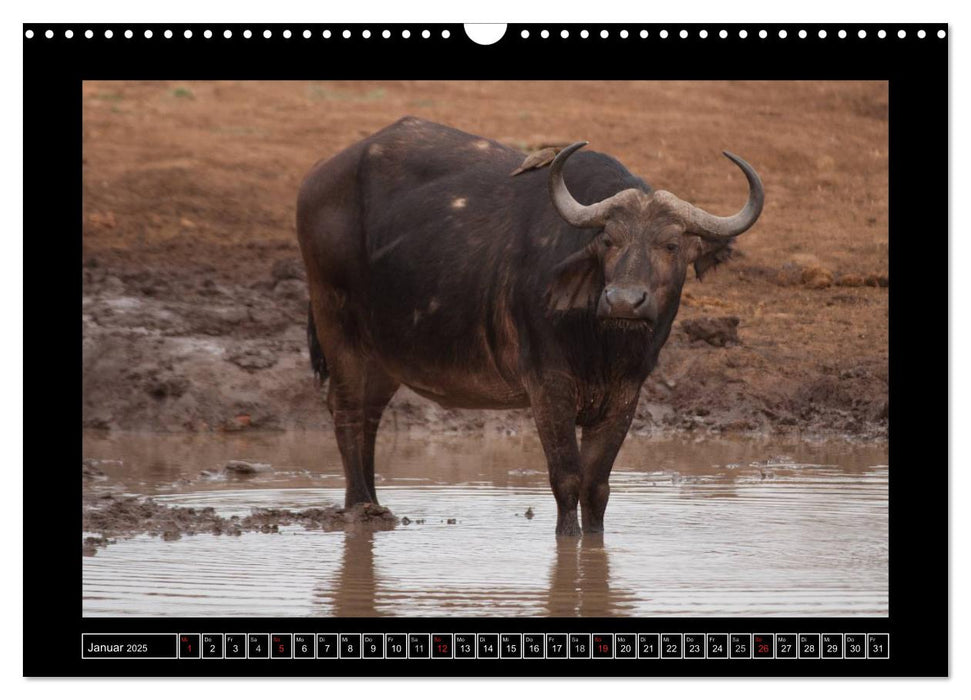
[24,22,948,677]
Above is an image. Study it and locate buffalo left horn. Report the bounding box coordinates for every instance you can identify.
[653,151,765,240]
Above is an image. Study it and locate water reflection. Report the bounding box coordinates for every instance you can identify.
[313,528,639,618]
[329,528,382,618]
[545,536,637,617]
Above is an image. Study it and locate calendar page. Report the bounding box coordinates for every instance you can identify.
[22,22,946,677]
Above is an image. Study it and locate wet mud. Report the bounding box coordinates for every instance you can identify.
[82,494,396,556]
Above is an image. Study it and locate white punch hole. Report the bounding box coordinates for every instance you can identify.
[464,24,506,45]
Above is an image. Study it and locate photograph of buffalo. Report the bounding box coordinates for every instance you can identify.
[82,81,888,617]
[299,118,763,535]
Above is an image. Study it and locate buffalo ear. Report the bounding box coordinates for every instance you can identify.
[687,236,735,280]
[545,250,604,313]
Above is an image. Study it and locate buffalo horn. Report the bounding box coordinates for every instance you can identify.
[654,151,764,240]
[548,142,618,229]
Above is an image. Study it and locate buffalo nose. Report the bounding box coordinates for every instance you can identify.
[601,286,657,322]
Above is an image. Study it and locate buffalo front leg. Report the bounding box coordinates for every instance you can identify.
[579,404,636,534]
[529,377,582,537]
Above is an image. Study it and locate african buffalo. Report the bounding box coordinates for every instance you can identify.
[297,117,763,535]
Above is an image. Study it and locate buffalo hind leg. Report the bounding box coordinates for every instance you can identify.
[325,351,398,508]
[361,366,400,503]
[529,376,582,536]
[579,404,636,533]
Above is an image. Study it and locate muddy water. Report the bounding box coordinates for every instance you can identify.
[82,431,887,617]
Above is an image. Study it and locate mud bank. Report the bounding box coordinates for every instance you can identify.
[82,458,398,555]
[82,489,397,556]
[82,254,888,438]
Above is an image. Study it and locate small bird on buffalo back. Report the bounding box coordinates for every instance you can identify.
[510,146,561,176]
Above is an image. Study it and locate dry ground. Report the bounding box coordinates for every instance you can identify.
[82,80,889,437]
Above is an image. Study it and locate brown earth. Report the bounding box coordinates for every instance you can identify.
[82,80,889,438]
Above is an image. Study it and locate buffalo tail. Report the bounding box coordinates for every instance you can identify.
[307,303,329,384]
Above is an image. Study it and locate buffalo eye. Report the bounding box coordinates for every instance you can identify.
[664,241,680,253]
[601,233,614,248]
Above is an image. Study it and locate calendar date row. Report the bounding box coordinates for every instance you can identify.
[83,632,889,660]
